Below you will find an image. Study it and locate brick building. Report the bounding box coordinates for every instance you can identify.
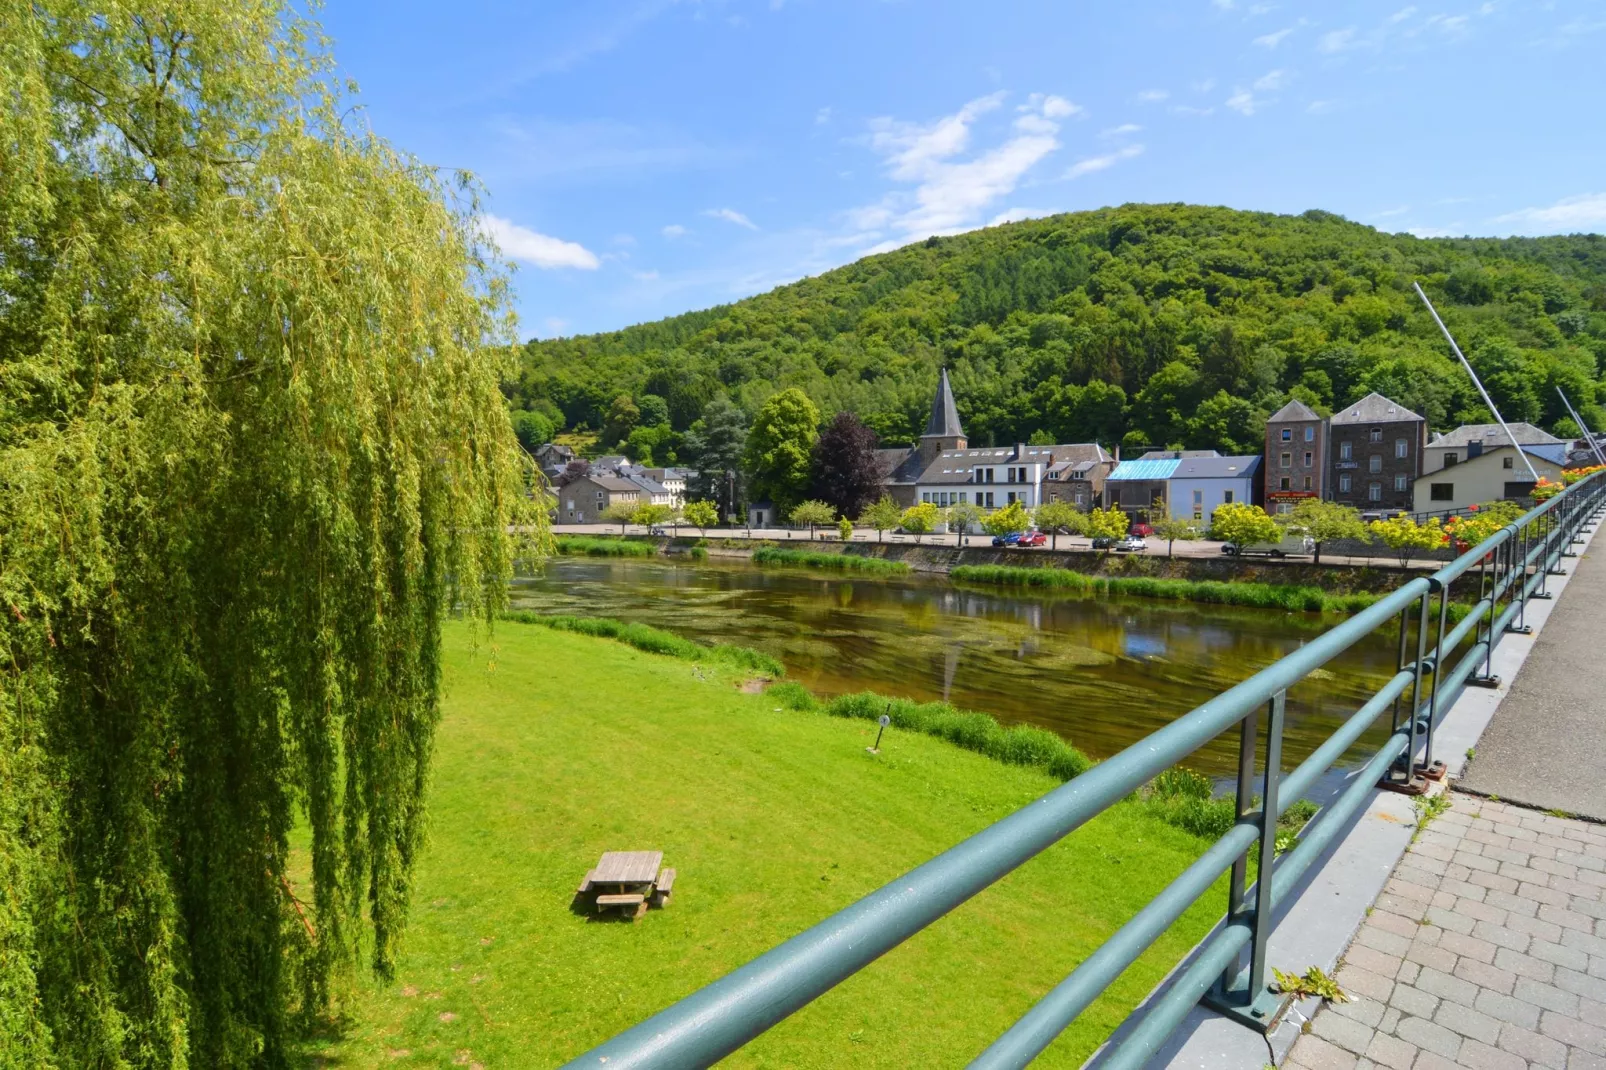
[1264,398,1326,515]
[1327,393,1426,513]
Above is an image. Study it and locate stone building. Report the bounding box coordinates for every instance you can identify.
[1264,397,1326,514]
[1327,393,1426,513]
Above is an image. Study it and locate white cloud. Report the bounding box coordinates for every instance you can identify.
[855,91,1068,241]
[1100,123,1143,138]
[1136,89,1170,102]
[815,106,832,125]
[1171,104,1216,117]
[1226,90,1258,115]
[1254,68,1291,90]
[1408,224,1467,238]
[481,215,599,270]
[1254,27,1295,47]
[1193,78,1218,93]
[544,317,570,335]
[1306,99,1338,114]
[632,269,660,281]
[1371,205,1411,219]
[989,207,1058,226]
[1388,6,1417,23]
[1319,27,1357,52]
[1065,144,1144,180]
[704,207,759,230]
[661,223,688,239]
[1041,94,1083,119]
[1212,0,1234,8]
[612,233,637,246]
[1491,193,1606,234]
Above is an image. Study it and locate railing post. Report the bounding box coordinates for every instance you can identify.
[1509,521,1533,634]
[1470,547,1500,688]
[1422,579,1450,778]
[1203,691,1290,1031]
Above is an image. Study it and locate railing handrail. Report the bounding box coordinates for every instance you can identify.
[561,472,1605,1070]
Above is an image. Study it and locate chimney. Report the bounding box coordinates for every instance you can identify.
[1015,442,1026,461]
[1468,440,1483,459]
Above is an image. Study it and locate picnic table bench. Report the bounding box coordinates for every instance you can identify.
[577,851,673,921]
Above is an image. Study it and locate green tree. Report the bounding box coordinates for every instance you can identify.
[982,500,1032,538]
[838,517,854,542]
[510,408,555,453]
[683,499,720,535]
[1188,390,1265,455]
[745,388,821,515]
[861,496,904,543]
[900,502,940,543]
[0,3,540,1063]
[1033,501,1085,549]
[602,500,637,533]
[1209,502,1282,548]
[1368,515,1446,569]
[1087,505,1132,542]
[631,501,675,530]
[1286,499,1368,565]
[603,393,642,446]
[684,396,749,519]
[945,501,984,546]
[789,499,837,539]
[1150,515,1202,558]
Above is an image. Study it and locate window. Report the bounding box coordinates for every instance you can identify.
[1193,489,1203,504]
[1304,451,1313,467]
[1394,474,1408,492]
[1303,475,1313,491]
[985,492,995,508]
[1340,441,1353,461]
[1369,455,1383,473]
[1193,505,1203,520]
[1007,492,1016,504]
[1369,427,1383,443]
[1224,490,1235,504]
[1280,452,1292,468]
[1395,438,1408,459]
[1279,476,1291,490]
[1444,452,1459,467]
[922,493,931,503]
[1430,483,1454,502]
[959,492,967,503]
[1281,428,1292,442]
[1503,456,1514,470]
[1277,502,1294,515]
[1075,492,1085,504]
[1305,426,1315,442]
[1339,474,1352,493]
[1504,482,1536,498]
[1369,482,1382,502]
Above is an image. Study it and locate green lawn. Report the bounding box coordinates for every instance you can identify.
[300,621,1225,1068]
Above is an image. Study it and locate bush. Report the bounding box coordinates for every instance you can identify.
[554,535,657,557]
[752,546,910,574]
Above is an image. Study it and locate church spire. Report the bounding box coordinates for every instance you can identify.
[923,367,964,439]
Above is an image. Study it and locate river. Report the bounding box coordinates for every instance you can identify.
[509,557,1403,775]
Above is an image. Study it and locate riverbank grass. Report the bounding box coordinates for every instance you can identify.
[752,545,911,574]
[554,534,658,557]
[298,622,1225,1068]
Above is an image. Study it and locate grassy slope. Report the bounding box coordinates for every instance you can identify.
[304,622,1224,1068]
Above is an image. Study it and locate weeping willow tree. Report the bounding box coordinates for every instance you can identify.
[0,1,545,1063]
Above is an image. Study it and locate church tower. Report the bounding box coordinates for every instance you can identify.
[917,367,967,471]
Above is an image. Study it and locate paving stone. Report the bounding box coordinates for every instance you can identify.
[1337,963,1397,1003]
[1510,912,1570,944]
[1456,958,1519,995]
[1333,995,1388,1028]
[1359,926,1416,958]
[1386,878,1438,905]
[1425,905,1477,934]
[1549,907,1603,935]
[1408,1053,1460,1070]
[1380,1007,1402,1035]
[1476,920,1536,953]
[1414,842,1455,863]
[1488,889,1543,918]
[1390,984,1439,1019]
[1365,1030,1420,1070]
[1503,861,1561,887]
[1456,1037,1527,1070]
[1395,1016,1462,1060]
[1404,941,1459,973]
[1477,986,1545,1030]
[1532,938,1595,972]
[1542,1010,1606,1054]
[1558,966,1606,1003]
[1399,862,1450,888]
[1514,978,1581,1019]
[1484,845,1536,867]
[1455,897,1512,925]
[1524,882,1576,908]
[1434,999,1505,1044]
[1582,996,1606,1027]
[1371,910,1427,939]
[1591,955,1606,980]
[1379,891,1433,918]
[1314,1008,1378,1055]
[1439,930,1499,964]
[1347,944,1407,979]
[1441,877,1491,902]
[1536,857,1586,880]
[1560,851,1606,874]
[1397,961,1422,985]
[1292,1033,1363,1070]
[1497,945,1560,982]
[1429,890,1459,912]
[1569,1049,1606,1070]
[1499,1021,1570,1067]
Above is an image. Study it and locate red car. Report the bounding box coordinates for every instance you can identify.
[1018,531,1047,547]
[1130,522,1155,537]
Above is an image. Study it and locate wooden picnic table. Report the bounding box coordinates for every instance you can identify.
[578,851,675,921]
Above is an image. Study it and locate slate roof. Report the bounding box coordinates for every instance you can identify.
[915,444,1107,485]
[1429,422,1564,447]
[875,446,922,484]
[624,473,669,496]
[1330,393,1423,425]
[579,474,643,493]
[1268,398,1322,423]
[1138,449,1221,460]
[923,368,965,438]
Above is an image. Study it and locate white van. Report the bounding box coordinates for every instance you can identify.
[1221,531,1316,558]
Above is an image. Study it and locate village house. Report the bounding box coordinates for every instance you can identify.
[1264,397,1326,514]
[557,474,645,524]
[879,369,1115,511]
[1423,422,1569,474]
[1413,445,1563,514]
[1042,447,1115,509]
[1327,393,1425,513]
[641,466,696,507]
[1103,451,1262,521]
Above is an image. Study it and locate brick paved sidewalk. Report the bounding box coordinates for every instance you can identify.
[1286,794,1606,1070]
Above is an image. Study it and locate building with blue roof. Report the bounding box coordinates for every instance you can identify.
[1104,451,1263,522]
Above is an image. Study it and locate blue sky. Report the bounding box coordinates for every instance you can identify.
[319,0,1606,340]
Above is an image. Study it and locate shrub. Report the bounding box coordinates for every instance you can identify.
[751,547,910,574]
[554,535,657,557]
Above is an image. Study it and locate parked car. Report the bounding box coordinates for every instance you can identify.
[1221,532,1316,557]
[1091,536,1117,550]
[1130,522,1154,537]
[1114,534,1148,553]
[1018,531,1047,547]
[991,531,1023,547]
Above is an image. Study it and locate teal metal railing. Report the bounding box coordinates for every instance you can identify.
[562,473,1606,1070]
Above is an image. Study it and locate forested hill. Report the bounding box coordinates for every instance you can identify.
[509,204,1606,458]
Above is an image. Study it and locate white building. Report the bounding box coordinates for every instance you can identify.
[1104,452,1263,521]
[642,466,696,507]
[1413,445,1563,514]
[1424,423,1568,474]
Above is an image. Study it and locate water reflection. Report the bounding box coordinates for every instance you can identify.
[511,558,1400,775]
